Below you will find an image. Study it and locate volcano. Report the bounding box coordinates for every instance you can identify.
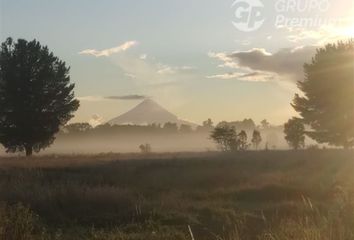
[107,99,196,126]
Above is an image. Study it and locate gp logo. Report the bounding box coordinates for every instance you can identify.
[232,0,265,32]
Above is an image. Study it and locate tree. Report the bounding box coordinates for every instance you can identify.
[196,118,214,132]
[203,118,213,128]
[251,130,262,150]
[238,130,248,150]
[228,119,256,131]
[139,143,151,154]
[210,123,237,152]
[260,119,270,129]
[284,118,305,150]
[292,40,354,148]
[0,38,79,156]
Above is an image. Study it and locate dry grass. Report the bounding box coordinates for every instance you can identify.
[0,150,353,239]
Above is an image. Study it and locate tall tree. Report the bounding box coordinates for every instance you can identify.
[196,118,214,132]
[284,118,305,150]
[0,38,79,156]
[210,123,237,152]
[292,40,354,148]
[251,130,262,150]
[260,119,270,129]
[203,118,213,128]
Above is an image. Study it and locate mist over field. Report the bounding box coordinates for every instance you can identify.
[47,128,292,154]
[0,98,297,155]
[50,132,215,153]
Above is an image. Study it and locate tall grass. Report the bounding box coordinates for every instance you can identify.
[0,150,353,239]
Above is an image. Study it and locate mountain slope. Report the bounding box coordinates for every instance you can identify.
[107,99,196,126]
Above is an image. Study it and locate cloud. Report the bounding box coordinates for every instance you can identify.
[279,26,337,44]
[105,95,148,100]
[206,72,239,80]
[278,18,354,45]
[78,46,198,110]
[206,71,274,82]
[125,73,136,79]
[156,64,195,75]
[156,65,175,75]
[106,53,199,107]
[208,52,238,68]
[208,46,318,83]
[77,96,103,102]
[285,28,324,43]
[78,94,148,101]
[89,114,104,127]
[229,46,316,81]
[79,41,138,57]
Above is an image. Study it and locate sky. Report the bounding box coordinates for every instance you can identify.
[1,0,353,126]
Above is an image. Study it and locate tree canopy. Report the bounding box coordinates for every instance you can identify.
[210,122,251,152]
[0,38,79,156]
[210,123,238,152]
[292,40,354,148]
[284,117,305,150]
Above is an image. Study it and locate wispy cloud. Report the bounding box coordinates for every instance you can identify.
[156,64,195,75]
[79,41,138,57]
[207,72,241,80]
[77,96,103,102]
[78,94,148,101]
[125,73,136,79]
[206,71,274,82]
[208,52,238,68]
[102,52,199,108]
[278,18,354,45]
[105,95,148,100]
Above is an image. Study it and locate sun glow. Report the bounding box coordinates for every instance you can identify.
[322,20,354,41]
[341,12,354,37]
[338,21,354,38]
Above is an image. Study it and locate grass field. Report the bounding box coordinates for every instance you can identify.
[0,150,354,240]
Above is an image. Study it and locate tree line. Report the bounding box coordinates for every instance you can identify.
[210,123,262,151]
[60,118,270,136]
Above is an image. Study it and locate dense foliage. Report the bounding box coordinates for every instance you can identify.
[292,40,354,148]
[284,117,305,150]
[0,38,79,156]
